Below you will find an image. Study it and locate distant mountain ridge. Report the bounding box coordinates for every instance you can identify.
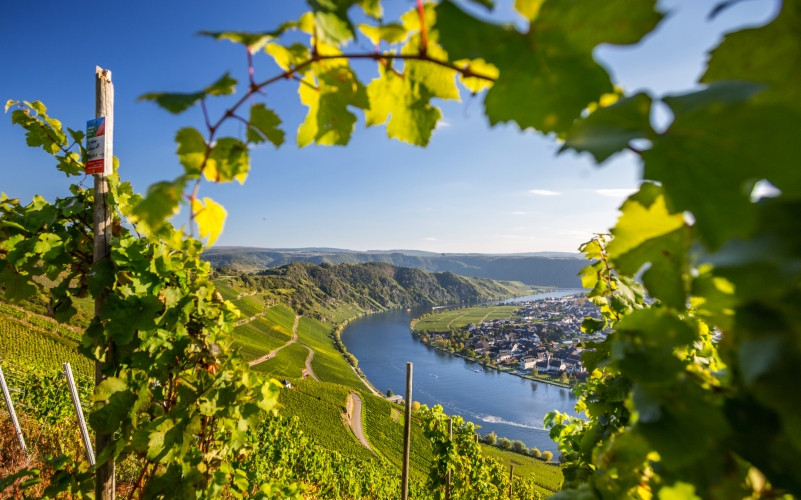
[204,247,586,288]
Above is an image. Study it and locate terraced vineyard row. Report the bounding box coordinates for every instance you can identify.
[0,313,91,377]
[276,380,374,462]
[360,392,434,479]
[251,342,307,378]
[480,444,564,493]
[297,316,365,389]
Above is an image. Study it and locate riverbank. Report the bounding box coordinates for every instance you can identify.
[413,338,573,389]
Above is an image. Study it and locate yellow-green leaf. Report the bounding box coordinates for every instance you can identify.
[192,197,227,247]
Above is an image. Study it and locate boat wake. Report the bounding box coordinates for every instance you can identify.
[478,415,544,431]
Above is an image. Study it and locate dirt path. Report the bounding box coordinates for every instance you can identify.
[249,315,299,366]
[301,345,319,381]
[348,393,372,451]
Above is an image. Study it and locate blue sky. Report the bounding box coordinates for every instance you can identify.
[0,0,778,253]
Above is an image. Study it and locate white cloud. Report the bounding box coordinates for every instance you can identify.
[596,188,638,198]
[423,237,438,241]
[529,189,560,196]
[436,120,451,128]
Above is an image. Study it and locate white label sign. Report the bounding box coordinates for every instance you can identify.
[86,117,107,175]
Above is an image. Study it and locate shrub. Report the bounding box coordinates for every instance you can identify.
[483,432,498,446]
[411,401,421,412]
[542,450,553,461]
[498,437,512,450]
[386,389,394,397]
[530,448,542,458]
[512,440,527,454]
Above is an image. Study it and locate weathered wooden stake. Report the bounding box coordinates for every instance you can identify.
[94,66,115,500]
[509,464,515,499]
[64,363,95,465]
[0,365,27,457]
[401,362,413,500]
[445,417,453,500]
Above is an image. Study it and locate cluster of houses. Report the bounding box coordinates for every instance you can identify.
[441,295,606,377]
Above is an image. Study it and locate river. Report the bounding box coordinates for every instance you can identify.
[341,289,584,454]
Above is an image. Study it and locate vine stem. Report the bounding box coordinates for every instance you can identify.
[417,0,429,54]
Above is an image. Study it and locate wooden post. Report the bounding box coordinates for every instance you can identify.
[445,417,452,500]
[94,66,115,500]
[401,362,413,500]
[64,363,95,465]
[509,464,515,499]
[0,365,27,457]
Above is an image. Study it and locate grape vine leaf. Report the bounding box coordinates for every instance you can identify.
[702,0,801,109]
[139,73,238,114]
[365,64,442,146]
[436,0,662,133]
[297,66,369,147]
[192,197,227,247]
[264,43,311,72]
[561,93,654,162]
[642,82,801,249]
[131,179,186,232]
[175,128,206,178]
[358,23,408,44]
[307,0,383,45]
[205,138,249,183]
[248,104,285,147]
[198,23,299,53]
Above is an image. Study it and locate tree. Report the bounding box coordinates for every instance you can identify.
[483,432,498,446]
[558,372,569,384]
[530,448,542,459]
[411,401,421,412]
[498,437,512,450]
[511,440,527,454]
[542,451,553,462]
[387,389,394,397]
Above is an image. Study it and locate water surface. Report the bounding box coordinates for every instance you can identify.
[342,289,583,453]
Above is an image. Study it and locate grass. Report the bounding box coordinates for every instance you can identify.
[297,316,365,390]
[480,444,563,494]
[414,305,520,333]
[359,392,434,479]
[251,342,308,379]
[276,379,374,462]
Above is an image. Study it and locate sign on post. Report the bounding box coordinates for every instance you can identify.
[86,117,109,175]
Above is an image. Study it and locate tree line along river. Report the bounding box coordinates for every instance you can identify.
[341,290,583,454]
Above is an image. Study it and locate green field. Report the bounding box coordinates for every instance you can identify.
[276,379,374,462]
[297,316,365,389]
[413,305,520,332]
[479,444,563,494]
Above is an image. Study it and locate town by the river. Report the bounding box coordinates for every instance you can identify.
[341,289,584,454]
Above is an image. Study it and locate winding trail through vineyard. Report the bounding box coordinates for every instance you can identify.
[348,393,372,451]
[301,345,319,381]
[249,315,299,366]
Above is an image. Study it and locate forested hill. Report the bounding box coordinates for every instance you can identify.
[216,261,537,320]
[203,248,586,287]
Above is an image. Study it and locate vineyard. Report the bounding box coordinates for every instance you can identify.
[297,316,366,389]
[479,445,563,495]
[251,342,308,378]
[231,305,296,360]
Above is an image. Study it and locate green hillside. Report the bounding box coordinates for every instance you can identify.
[213,261,537,324]
[413,304,520,332]
[203,247,585,287]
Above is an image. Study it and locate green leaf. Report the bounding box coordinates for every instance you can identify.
[702,0,801,109]
[642,82,801,249]
[131,178,186,232]
[138,91,205,114]
[658,482,701,500]
[175,127,207,177]
[192,197,227,247]
[139,73,237,114]
[88,259,117,297]
[358,23,408,44]
[436,0,662,133]
[204,72,237,96]
[298,65,369,147]
[264,43,311,72]
[198,25,296,53]
[206,138,249,183]
[365,64,442,146]
[561,93,654,163]
[4,99,17,112]
[102,294,161,345]
[0,265,37,302]
[248,104,285,147]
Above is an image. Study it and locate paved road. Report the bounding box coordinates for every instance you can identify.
[249,315,299,366]
[301,345,319,381]
[349,393,372,451]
